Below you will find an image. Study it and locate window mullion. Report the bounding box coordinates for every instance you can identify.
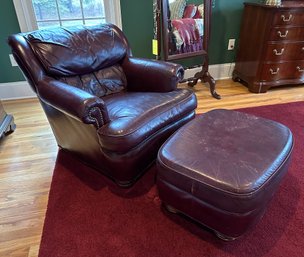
[79,0,86,25]
[54,0,62,26]
[36,17,105,23]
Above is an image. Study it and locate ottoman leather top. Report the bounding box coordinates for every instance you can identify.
[158,109,293,195]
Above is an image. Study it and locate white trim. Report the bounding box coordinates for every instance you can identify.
[0,81,36,100]
[210,63,235,80]
[184,63,235,80]
[13,0,38,32]
[1,64,235,100]
[13,0,122,32]
[104,0,122,29]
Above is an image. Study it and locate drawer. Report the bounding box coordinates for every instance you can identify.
[261,61,304,81]
[269,27,304,41]
[273,11,304,26]
[264,42,304,61]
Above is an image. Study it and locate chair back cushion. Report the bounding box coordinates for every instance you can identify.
[25,24,128,97]
[26,24,127,77]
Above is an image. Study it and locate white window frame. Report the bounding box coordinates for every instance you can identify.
[13,0,122,32]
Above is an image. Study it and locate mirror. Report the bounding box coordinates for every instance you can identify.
[155,0,220,99]
[161,0,211,60]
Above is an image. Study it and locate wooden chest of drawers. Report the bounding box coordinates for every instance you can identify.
[233,1,304,93]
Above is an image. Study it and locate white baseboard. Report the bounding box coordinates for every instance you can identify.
[0,81,36,100]
[184,63,235,81]
[0,63,235,100]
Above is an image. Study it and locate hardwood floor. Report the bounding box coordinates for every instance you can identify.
[0,79,303,257]
[0,98,57,257]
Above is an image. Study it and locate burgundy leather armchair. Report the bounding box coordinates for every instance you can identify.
[8,23,197,186]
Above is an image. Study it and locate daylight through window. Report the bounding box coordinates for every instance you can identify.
[32,0,106,29]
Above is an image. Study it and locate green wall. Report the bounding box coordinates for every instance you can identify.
[209,0,259,64]
[0,0,24,83]
[0,0,260,83]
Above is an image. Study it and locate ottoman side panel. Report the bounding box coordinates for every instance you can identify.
[157,153,292,214]
[157,178,265,238]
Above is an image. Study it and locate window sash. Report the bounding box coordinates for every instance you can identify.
[13,0,122,32]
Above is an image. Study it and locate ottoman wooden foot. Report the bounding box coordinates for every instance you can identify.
[164,204,179,214]
[214,231,237,241]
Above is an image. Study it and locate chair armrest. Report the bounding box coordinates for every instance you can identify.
[121,57,184,92]
[37,78,109,129]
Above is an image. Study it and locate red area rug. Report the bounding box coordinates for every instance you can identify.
[39,101,304,257]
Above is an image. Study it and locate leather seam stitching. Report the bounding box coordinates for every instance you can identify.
[88,107,103,129]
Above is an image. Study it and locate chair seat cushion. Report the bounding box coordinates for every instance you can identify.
[97,89,196,153]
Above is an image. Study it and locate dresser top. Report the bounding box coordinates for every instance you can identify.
[245,1,304,9]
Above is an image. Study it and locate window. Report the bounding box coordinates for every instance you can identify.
[13,0,122,32]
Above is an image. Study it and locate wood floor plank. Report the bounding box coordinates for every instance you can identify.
[0,79,303,257]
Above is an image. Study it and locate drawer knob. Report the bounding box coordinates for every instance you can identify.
[302,47,304,51]
[273,48,285,56]
[281,14,293,22]
[277,30,289,38]
[270,68,280,75]
[297,66,304,72]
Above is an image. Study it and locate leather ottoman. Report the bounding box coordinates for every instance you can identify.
[156,109,293,240]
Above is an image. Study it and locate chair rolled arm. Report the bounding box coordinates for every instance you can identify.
[122,57,184,92]
[37,78,109,129]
